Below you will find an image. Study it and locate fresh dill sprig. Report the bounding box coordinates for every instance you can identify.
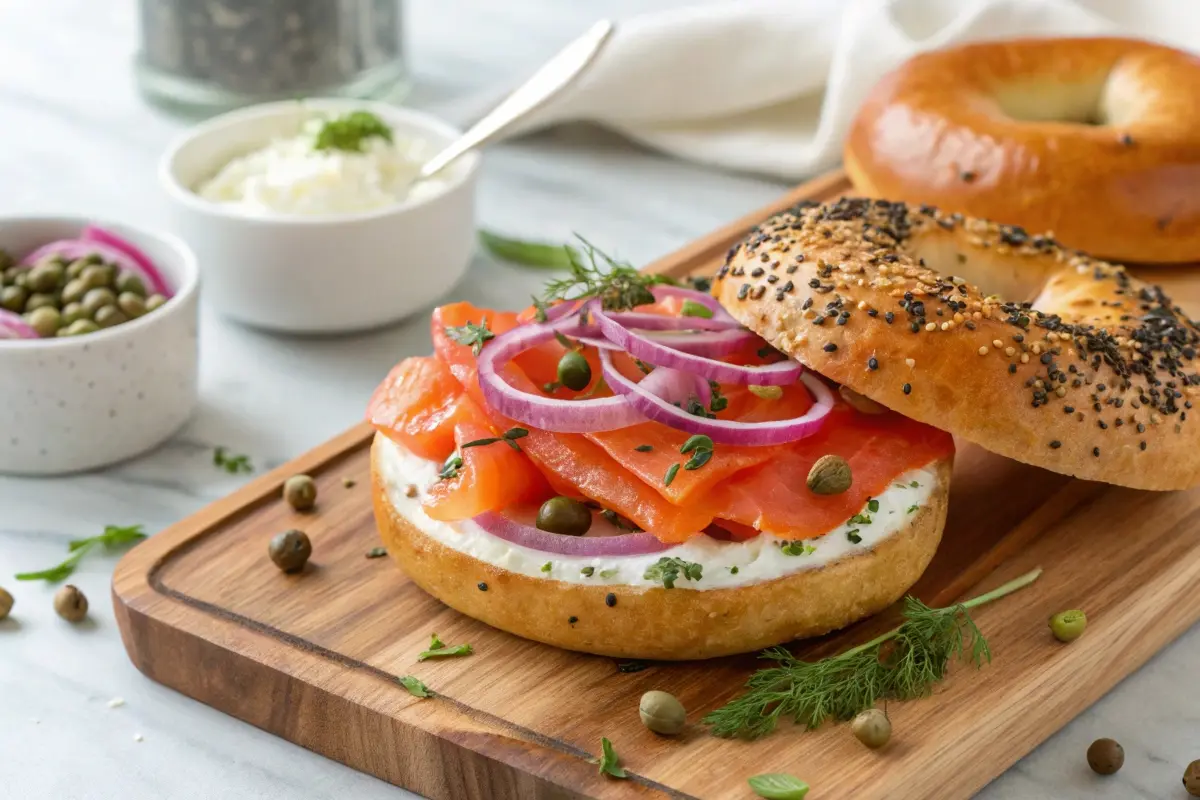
[704,568,1042,738]
[445,320,494,355]
[540,236,677,311]
[16,524,147,582]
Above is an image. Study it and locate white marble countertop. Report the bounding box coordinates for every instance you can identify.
[1,1,1196,798]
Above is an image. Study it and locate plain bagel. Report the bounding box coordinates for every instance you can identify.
[372,435,952,660]
[845,37,1200,264]
[713,197,1200,490]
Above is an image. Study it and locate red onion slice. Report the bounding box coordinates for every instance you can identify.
[639,365,712,406]
[606,310,741,332]
[478,318,646,432]
[79,225,172,296]
[650,285,736,322]
[600,349,834,445]
[23,238,171,297]
[591,302,803,385]
[0,310,37,339]
[474,511,672,556]
[642,328,758,356]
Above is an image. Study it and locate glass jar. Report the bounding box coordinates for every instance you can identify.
[135,0,410,116]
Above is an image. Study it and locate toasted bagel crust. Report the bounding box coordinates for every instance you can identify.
[371,437,951,660]
[714,198,1200,490]
[845,37,1200,263]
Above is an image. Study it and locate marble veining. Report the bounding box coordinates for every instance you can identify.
[0,1,1195,798]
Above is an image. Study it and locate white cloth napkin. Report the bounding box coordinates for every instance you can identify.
[502,0,1200,180]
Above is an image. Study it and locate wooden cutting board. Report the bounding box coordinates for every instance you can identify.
[113,170,1200,800]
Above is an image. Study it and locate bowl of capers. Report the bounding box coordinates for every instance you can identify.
[0,216,199,475]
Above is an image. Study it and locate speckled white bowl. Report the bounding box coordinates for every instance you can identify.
[159,98,479,334]
[0,217,199,476]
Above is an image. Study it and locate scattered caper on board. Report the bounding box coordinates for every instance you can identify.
[639,690,686,736]
[536,496,592,536]
[807,454,852,495]
[1184,760,1200,797]
[283,474,318,512]
[1048,609,1086,643]
[850,708,891,749]
[0,587,13,620]
[1086,738,1124,775]
[556,350,592,391]
[53,584,88,622]
[269,529,312,573]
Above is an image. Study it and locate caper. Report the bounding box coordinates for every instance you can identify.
[1048,609,1086,643]
[58,319,99,337]
[535,496,592,536]
[94,305,128,329]
[851,708,892,749]
[638,690,686,735]
[807,454,852,495]
[1087,738,1124,775]
[53,584,88,622]
[61,278,88,305]
[269,529,312,573]
[82,287,116,317]
[283,474,318,512]
[839,385,887,414]
[80,263,114,289]
[0,587,12,620]
[11,270,29,289]
[1184,760,1200,797]
[60,302,86,325]
[24,292,58,313]
[65,258,90,280]
[27,262,64,293]
[116,292,146,318]
[145,294,168,313]
[82,252,104,266]
[557,350,592,391]
[0,249,13,271]
[2,264,23,283]
[115,271,147,296]
[26,306,61,337]
[0,285,26,312]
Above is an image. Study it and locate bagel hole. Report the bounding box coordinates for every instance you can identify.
[913,236,1043,304]
[993,81,1109,126]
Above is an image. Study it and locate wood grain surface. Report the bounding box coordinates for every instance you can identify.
[112,172,1200,800]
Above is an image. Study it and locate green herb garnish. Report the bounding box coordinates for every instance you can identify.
[366,547,388,559]
[313,110,393,153]
[438,454,463,481]
[601,509,641,532]
[680,435,713,454]
[634,444,653,452]
[847,512,872,526]
[867,498,880,513]
[541,562,552,573]
[616,660,648,673]
[460,427,529,452]
[397,675,432,698]
[540,237,677,311]
[580,566,595,577]
[599,568,618,579]
[417,633,473,662]
[703,568,1043,738]
[644,556,702,589]
[910,480,920,488]
[480,229,580,269]
[663,463,680,486]
[531,296,550,323]
[687,275,712,293]
[907,504,919,514]
[729,565,740,574]
[779,541,815,557]
[748,773,809,799]
[846,529,862,544]
[709,381,729,412]
[213,446,253,474]
[16,524,147,582]
[445,320,494,356]
[681,299,714,319]
[597,737,627,779]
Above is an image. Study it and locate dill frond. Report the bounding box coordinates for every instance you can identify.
[540,236,677,311]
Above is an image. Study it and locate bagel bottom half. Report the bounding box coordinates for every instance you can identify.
[371,436,952,660]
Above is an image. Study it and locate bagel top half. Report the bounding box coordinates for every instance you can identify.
[714,197,1200,491]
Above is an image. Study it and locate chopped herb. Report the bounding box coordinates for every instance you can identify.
[553,330,579,351]
[313,110,392,153]
[748,773,810,799]
[213,446,253,474]
[601,509,641,531]
[366,547,388,559]
[867,499,880,513]
[541,562,552,573]
[542,381,561,393]
[531,296,550,322]
[15,524,147,582]
[417,633,473,662]
[709,381,729,412]
[907,504,919,514]
[686,275,712,293]
[580,566,595,577]
[684,397,715,419]
[910,480,919,488]
[445,320,494,355]
[704,568,1043,738]
[460,436,501,450]
[342,477,357,488]
[597,737,627,779]
[684,450,712,470]
[779,541,815,557]
[568,616,578,624]
[847,512,872,526]
[729,566,740,575]
[663,463,681,486]
[438,454,463,480]
[634,444,653,452]
[479,229,580,269]
[632,358,653,375]
[756,345,777,359]
[616,660,648,673]
[540,237,677,311]
[397,675,432,698]
[644,556,703,589]
[680,435,714,454]
[599,568,618,579]
[846,529,862,544]
[681,299,714,319]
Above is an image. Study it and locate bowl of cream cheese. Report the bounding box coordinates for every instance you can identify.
[160,99,479,334]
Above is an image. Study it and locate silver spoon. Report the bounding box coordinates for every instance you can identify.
[417,19,616,181]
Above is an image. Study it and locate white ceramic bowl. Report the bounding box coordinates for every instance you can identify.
[0,217,199,475]
[159,99,479,334]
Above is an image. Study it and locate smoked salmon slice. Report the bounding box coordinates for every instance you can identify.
[367,356,484,461]
[423,420,553,522]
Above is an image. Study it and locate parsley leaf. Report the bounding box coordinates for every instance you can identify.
[907,504,919,514]
[644,556,703,589]
[748,773,809,799]
[366,547,388,559]
[438,454,463,480]
[397,675,433,698]
[597,737,627,779]
[867,498,880,513]
[779,541,815,557]
[445,320,494,356]
[417,633,473,662]
[213,446,253,474]
[846,529,863,544]
[16,524,147,582]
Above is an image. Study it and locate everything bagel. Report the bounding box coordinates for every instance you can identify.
[714,198,1200,490]
[845,37,1200,263]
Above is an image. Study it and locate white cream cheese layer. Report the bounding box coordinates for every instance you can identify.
[375,434,937,591]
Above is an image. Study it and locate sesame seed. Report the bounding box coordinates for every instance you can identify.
[992,339,1003,348]
[1020,353,1030,364]
[925,322,936,332]
[1055,386,1067,397]
[978,346,989,356]
[905,358,915,368]
[1005,347,1015,357]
